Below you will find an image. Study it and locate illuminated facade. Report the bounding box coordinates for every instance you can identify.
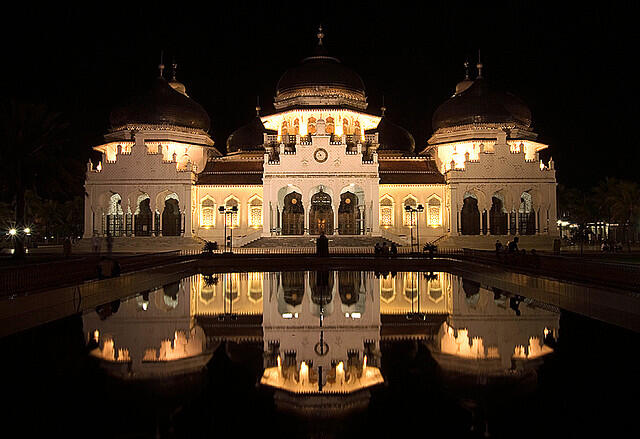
[83,30,557,247]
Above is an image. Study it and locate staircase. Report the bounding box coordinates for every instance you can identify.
[244,236,395,248]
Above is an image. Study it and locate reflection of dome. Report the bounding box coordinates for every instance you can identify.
[432,78,532,131]
[365,115,415,153]
[274,29,367,111]
[226,116,276,153]
[110,77,210,132]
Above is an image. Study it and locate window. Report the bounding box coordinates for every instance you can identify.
[326,117,335,134]
[379,196,394,227]
[403,196,417,226]
[201,198,215,227]
[427,197,442,227]
[307,117,316,135]
[249,196,263,228]
[248,272,263,302]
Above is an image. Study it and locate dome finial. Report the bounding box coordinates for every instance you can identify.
[256,96,261,116]
[171,58,178,81]
[317,25,324,46]
[158,50,165,78]
[476,49,483,79]
[464,60,470,80]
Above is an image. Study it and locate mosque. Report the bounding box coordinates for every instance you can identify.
[83,28,557,249]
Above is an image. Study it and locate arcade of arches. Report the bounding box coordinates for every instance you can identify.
[460,191,539,236]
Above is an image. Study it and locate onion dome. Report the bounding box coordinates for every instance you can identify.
[226,110,276,153]
[274,26,367,111]
[432,78,532,131]
[109,76,210,132]
[365,109,415,153]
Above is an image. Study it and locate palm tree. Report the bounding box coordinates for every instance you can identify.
[0,100,75,257]
[609,180,640,251]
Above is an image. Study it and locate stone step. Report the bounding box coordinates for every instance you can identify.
[244,236,396,248]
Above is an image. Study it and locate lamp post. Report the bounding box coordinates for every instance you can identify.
[405,204,424,253]
[416,204,424,252]
[218,205,239,253]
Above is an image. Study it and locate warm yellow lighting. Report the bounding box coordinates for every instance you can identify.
[8,228,17,236]
[23,227,31,234]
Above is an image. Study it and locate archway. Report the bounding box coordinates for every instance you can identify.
[490,194,508,235]
[309,190,334,235]
[519,192,536,235]
[338,191,360,235]
[134,195,152,236]
[106,193,124,236]
[461,195,480,235]
[282,271,305,306]
[310,270,333,305]
[282,192,304,235]
[338,271,361,305]
[162,194,181,236]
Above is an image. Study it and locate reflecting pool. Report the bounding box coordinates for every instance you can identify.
[2,270,637,438]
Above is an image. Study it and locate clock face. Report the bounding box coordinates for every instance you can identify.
[314,148,328,163]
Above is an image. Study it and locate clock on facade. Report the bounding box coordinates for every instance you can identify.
[314,148,328,163]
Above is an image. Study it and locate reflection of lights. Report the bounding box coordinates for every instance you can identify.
[544,328,549,337]
[351,312,361,319]
[93,330,99,342]
[282,313,293,319]
[142,302,148,311]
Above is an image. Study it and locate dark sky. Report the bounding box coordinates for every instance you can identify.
[3,2,638,187]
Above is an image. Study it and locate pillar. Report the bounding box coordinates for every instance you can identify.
[303,193,310,234]
[333,202,339,235]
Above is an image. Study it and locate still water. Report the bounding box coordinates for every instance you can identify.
[3,271,637,438]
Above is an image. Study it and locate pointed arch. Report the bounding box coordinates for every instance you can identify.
[379,194,394,228]
[403,195,418,226]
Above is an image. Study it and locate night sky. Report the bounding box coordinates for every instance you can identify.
[3,3,638,187]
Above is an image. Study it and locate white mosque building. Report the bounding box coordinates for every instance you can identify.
[83,29,557,249]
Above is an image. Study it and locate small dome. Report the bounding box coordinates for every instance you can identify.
[432,78,532,131]
[366,116,415,153]
[110,77,210,132]
[226,116,276,153]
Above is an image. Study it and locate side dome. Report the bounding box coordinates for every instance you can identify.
[109,77,210,132]
[432,78,532,131]
[366,116,415,153]
[226,116,276,153]
[274,29,367,111]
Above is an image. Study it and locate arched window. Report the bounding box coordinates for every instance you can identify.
[404,272,418,302]
[427,196,442,227]
[248,196,263,228]
[354,120,361,139]
[248,272,263,302]
[403,196,417,226]
[293,118,300,135]
[201,197,215,227]
[343,118,350,134]
[379,196,394,227]
[281,120,289,137]
[326,117,335,134]
[380,273,396,303]
[225,197,239,228]
[307,117,317,135]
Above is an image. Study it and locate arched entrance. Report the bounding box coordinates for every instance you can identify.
[490,195,508,235]
[461,195,480,235]
[106,193,124,236]
[282,192,304,235]
[162,195,181,236]
[282,271,305,306]
[309,190,334,235]
[134,195,152,236]
[338,191,361,235]
[338,271,361,305]
[519,192,536,235]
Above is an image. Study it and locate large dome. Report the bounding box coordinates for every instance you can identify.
[110,77,210,132]
[432,78,532,131]
[274,32,367,111]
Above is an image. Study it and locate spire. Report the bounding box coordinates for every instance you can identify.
[317,25,324,46]
[381,95,386,116]
[158,50,165,78]
[171,58,178,81]
[476,49,483,79]
[256,96,261,116]
[464,60,470,80]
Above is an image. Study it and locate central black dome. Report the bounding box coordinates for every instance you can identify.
[110,77,210,132]
[276,54,366,95]
[432,78,532,131]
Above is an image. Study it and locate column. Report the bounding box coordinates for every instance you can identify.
[333,202,338,235]
[486,205,492,235]
[302,193,310,234]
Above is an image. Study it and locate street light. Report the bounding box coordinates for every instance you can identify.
[218,205,239,253]
[404,204,424,253]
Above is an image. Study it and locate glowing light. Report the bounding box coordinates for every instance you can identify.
[142,302,148,311]
[8,228,17,236]
[24,227,31,234]
[351,312,361,319]
[282,312,293,319]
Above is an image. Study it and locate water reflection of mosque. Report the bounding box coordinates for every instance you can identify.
[84,270,559,416]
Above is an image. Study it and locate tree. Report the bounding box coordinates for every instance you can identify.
[0,100,78,257]
[608,180,640,251]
